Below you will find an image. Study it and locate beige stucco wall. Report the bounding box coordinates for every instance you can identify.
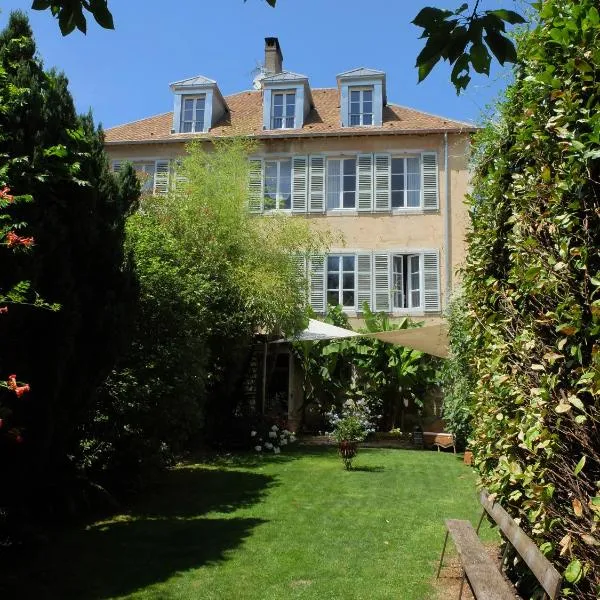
[106,131,471,316]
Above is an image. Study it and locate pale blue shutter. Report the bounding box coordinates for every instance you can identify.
[292,156,308,213]
[309,255,326,313]
[309,155,325,212]
[112,160,122,173]
[357,154,373,212]
[356,253,372,313]
[374,153,391,212]
[248,159,263,213]
[423,251,441,312]
[373,253,390,312]
[421,152,439,211]
[153,160,170,195]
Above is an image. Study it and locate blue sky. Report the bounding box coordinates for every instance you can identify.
[2,0,518,129]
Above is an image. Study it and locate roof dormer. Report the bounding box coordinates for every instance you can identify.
[170,75,227,134]
[258,38,312,131]
[336,67,386,127]
[261,70,313,131]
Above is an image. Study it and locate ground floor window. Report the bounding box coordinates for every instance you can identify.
[392,254,421,309]
[327,255,355,308]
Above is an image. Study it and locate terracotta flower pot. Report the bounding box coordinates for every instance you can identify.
[463,449,473,466]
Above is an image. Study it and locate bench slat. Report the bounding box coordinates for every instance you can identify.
[464,563,517,600]
[480,491,562,599]
[445,519,516,600]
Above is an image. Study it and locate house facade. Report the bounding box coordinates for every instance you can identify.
[104,38,475,429]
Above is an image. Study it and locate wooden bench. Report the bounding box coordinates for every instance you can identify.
[437,489,562,600]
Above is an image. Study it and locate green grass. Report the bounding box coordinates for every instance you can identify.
[2,448,495,600]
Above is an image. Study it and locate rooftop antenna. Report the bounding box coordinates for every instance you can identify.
[251,60,268,90]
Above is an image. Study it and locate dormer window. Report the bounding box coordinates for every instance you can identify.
[181,96,206,133]
[271,91,295,129]
[349,87,373,126]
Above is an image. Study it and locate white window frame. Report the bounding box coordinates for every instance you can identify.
[391,253,423,311]
[326,254,356,310]
[271,90,296,130]
[326,157,357,210]
[348,86,374,126]
[263,158,292,211]
[391,155,422,210]
[180,95,206,133]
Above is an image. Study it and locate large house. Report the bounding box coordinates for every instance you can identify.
[104,38,475,428]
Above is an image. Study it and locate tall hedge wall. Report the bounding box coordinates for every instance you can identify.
[462,1,600,597]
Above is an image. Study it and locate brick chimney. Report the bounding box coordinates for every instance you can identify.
[264,37,283,74]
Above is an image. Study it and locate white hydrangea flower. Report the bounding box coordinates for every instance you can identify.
[280,438,288,446]
[273,447,281,454]
[289,435,297,443]
[250,430,257,437]
[268,431,277,439]
[255,446,262,452]
[265,442,273,449]
[271,425,279,431]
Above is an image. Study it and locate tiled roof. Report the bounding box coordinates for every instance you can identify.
[104,88,476,145]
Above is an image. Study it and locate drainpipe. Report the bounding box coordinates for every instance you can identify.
[443,132,451,310]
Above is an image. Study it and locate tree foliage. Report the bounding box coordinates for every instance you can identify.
[0,11,138,530]
[90,138,327,482]
[459,1,600,596]
[413,3,525,93]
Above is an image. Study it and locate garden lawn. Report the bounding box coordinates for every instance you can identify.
[3,447,495,600]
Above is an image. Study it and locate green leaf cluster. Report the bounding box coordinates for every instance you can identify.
[413,4,525,93]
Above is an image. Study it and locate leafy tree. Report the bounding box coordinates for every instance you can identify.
[31,0,524,91]
[91,138,327,480]
[459,1,600,596]
[0,11,138,528]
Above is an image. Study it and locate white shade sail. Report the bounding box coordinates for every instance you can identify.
[274,319,449,358]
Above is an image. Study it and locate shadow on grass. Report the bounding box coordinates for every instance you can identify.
[1,466,273,600]
[349,465,385,473]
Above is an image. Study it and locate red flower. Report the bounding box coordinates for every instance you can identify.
[15,384,30,398]
[6,231,34,247]
[0,418,3,429]
[15,434,23,444]
[0,306,7,314]
[7,374,17,391]
[0,187,14,202]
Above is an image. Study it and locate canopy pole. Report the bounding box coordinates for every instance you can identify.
[261,341,267,414]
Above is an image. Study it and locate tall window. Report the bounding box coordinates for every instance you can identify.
[181,96,205,133]
[327,255,355,308]
[391,157,421,208]
[264,159,292,210]
[392,254,421,309]
[349,87,373,126]
[131,162,156,192]
[327,158,356,209]
[271,91,295,129]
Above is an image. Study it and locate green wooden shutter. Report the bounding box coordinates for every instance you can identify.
[309,155,325,213]
[421,152,439,211]
[309,254,326,313]
[153,160,170,195]
[373,253,390,312]
[248,159,263,213]
[423,251,440,312]
[357,153,373,212]
[356,253,372,313]
[292,156,308,213]
[374,153,391,212]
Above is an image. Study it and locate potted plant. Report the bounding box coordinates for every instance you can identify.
[332,415,368,470]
